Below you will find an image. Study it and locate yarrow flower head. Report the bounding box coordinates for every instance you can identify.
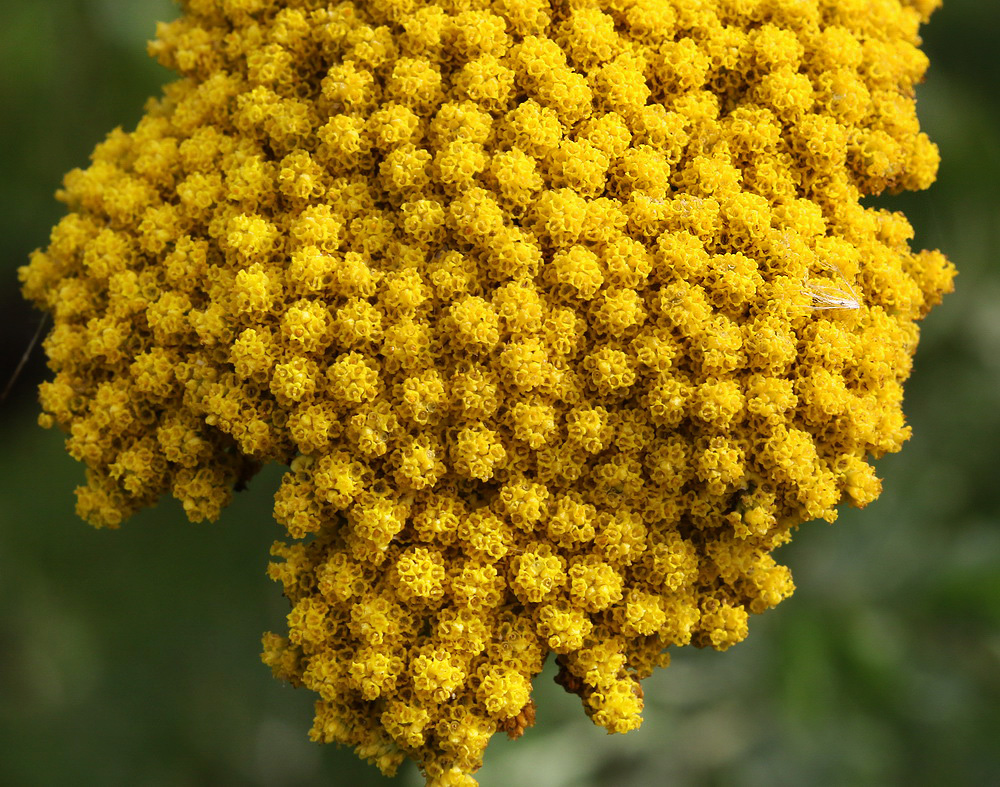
[20,0,954,783]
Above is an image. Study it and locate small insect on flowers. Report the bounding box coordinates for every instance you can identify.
[803,259,863,311]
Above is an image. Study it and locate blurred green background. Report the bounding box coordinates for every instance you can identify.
[1,1,996,785]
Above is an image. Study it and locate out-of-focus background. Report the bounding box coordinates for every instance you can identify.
[1,1,996,784]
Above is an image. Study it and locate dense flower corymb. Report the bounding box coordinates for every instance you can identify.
[20,0,954,783]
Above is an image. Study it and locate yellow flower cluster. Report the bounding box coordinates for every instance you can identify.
[21,0,954,783]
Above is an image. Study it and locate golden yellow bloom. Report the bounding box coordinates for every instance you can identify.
[21,0,954,783]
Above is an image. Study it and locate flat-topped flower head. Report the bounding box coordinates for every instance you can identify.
[21,0,954,783]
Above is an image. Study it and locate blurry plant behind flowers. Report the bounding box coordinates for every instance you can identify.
[1,1,998,786]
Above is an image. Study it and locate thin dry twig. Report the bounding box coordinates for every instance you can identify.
[1,313,48,405]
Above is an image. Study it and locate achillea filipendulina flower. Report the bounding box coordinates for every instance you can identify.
[20,0,955,783]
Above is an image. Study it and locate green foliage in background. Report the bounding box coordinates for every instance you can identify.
[1,1,997,785]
